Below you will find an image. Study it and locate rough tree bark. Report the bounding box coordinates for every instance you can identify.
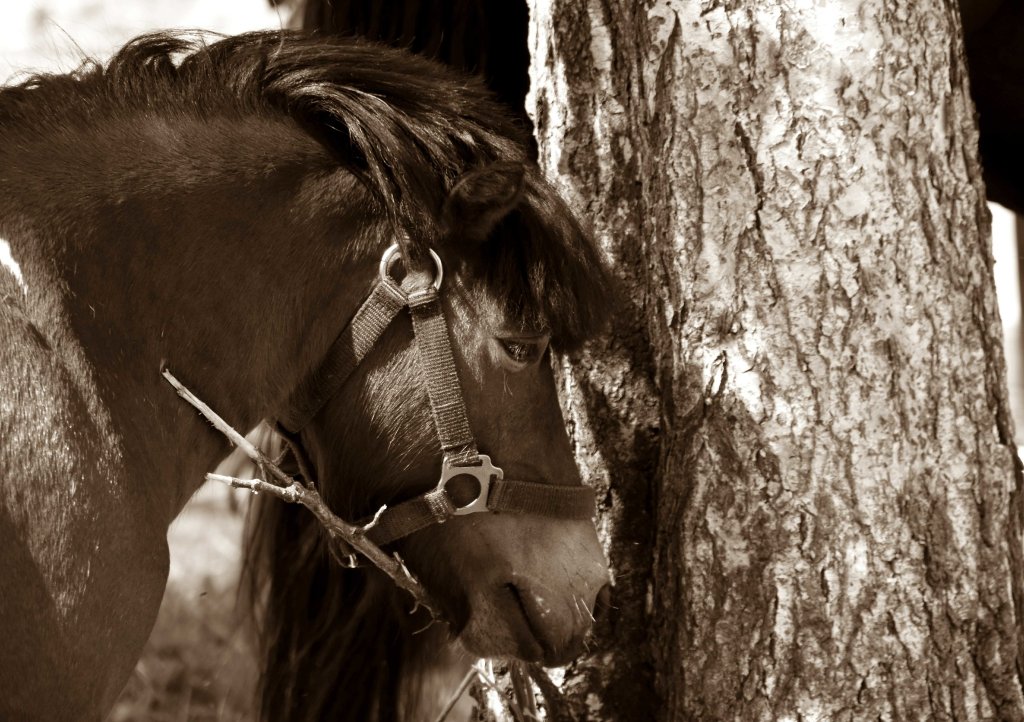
[530,0,1024,719]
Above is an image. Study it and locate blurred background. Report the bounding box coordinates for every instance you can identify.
[0,0,285,81]
[2,2,1023,720]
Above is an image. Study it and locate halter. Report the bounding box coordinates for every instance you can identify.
[274,243,596,548]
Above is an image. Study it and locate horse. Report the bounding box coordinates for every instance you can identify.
[960,0,1024,216]
[0,30,613,721]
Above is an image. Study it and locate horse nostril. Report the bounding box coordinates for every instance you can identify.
[504,582,544,655]
[505,582,532,626]
[593,582,613,626]
[505,581,570,662]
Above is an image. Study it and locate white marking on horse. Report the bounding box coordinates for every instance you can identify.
[0,237,27,295]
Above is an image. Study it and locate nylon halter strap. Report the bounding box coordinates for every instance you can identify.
[274,243,596,548]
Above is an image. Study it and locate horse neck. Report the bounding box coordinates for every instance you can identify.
[0,115,380,518]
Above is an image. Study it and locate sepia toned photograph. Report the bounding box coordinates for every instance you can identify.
[2,1,1024,720]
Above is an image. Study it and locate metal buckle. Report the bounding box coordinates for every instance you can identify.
[438,454,503,516]
[379,243,443,296]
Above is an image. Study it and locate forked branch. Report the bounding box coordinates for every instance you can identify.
[161,368,442,620]
[163,369,573,721]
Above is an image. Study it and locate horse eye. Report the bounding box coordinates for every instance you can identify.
[496,337,547,366]
[501,340,534,362]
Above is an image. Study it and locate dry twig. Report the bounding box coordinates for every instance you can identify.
[162,368,442,620]
[509,663,540,721]
[432,666,479,722]
[527,665,575,722]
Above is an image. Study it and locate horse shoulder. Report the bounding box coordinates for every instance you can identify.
[0,274,168,717]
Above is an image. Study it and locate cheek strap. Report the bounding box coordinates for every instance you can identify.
[273,243,597,552]
[406,284,478,466]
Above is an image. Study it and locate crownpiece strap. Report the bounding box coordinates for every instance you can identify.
[277,280,405,433]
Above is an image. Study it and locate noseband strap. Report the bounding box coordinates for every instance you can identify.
[365,475,597,546]
[273,244,596,546]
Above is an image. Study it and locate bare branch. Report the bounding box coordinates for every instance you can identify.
[432,666,478,722]
[162,369,292,488]
[164,368,442,620]
[527,664,575,722]
[361,503,389,533]
[509,663,539,721]
[469,661,507,722]
[167,368,573,721]
[206,473,299,502]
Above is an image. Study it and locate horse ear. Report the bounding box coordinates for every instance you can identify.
[442,162,526,241]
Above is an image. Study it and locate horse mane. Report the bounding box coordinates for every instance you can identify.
[0,29,610,345]
[0,30,520,250]
[298,0,532,132]
[245,483,470,721]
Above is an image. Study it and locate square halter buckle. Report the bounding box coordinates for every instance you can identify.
[438,454,503,516]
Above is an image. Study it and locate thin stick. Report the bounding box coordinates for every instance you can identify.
[527,664,575,722]
[432,666,479,722]
[163,368,442,620]
[162,369,292,488]
[469,661,510,722]
[509,662,539,721]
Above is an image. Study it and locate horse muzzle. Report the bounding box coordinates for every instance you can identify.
[451,515,611,667]
[502,573,613,666]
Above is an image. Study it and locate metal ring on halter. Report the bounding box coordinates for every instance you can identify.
[379,243,443,293]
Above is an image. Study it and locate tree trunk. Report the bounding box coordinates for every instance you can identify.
[529,1,1024,718]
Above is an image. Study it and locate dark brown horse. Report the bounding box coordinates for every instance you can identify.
[960,0,1024,215]
[0,31,612,720]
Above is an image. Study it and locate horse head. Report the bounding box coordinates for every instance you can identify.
[278,160,612,669]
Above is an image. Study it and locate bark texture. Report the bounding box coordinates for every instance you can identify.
[529,1,1024,719]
